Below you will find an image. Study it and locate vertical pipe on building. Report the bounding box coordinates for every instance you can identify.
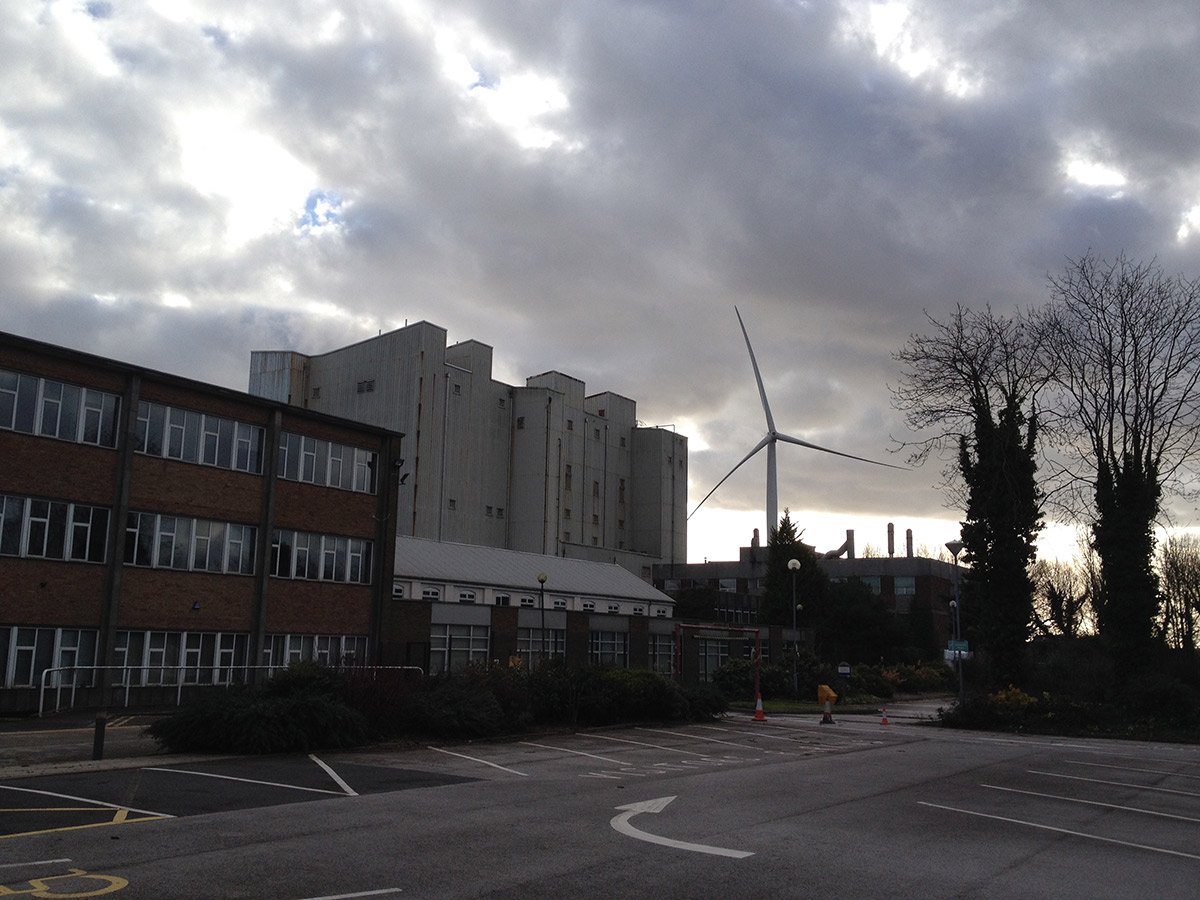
[96,373,140,755]
[438,372,449,541]
[250,409,282,684]
[602,422,609,551]
[555,438,563,555]
[504,388,514,549]
[542,394,552,555]
[369,432,401,665]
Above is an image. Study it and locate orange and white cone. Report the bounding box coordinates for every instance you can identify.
[880,707,889,726]
[752,693,767,722]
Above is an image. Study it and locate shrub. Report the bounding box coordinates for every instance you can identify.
[843,666,895,700]
[147,691,368,754]
[261,660,347,698]
[712,659,805,701]
[408,678,508,738]
[681,682,728,720]
[576,668,689,725]
[884,663,954,693]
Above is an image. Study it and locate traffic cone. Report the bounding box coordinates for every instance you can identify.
[752,693,767,722]
[820,700,834,724]
[880,707,889,726]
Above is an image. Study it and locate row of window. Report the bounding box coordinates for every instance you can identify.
[136,401,264,474]
[126,512,257,575]
[515,416,631,447]
[1,368,121,448]
[400,583,660,616]
[1,624,678,689]
[278,432,377,494]
[2,370,382,494]
[426,625,672,675]
[2,496,372,586]
[0,626,370,689]
[271,529,373,585]
[0,494,109,563]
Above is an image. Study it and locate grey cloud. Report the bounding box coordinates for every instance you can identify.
[2,0,1200,551]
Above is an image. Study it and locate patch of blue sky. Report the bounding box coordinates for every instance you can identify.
[295,189,344,235]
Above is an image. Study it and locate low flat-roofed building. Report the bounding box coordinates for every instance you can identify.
[386,536,676,674]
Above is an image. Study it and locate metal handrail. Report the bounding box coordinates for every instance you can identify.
[37,663,424,716]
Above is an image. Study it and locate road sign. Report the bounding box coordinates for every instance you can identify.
[836,662,851,676]
[947,639,969,652]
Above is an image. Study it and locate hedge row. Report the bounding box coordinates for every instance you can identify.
[147,661,727,753]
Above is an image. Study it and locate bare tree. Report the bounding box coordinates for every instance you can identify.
[1157,533,1200,652]
[1030,558,1092,638]
[893,305,1048,686]
[1039,253,1200,669]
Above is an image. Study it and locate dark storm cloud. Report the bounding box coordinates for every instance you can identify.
[2,0,1199,553]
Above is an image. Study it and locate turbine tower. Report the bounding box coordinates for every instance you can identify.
[689,307,901,537]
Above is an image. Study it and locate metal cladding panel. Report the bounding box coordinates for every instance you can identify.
[430,604,492,626]
[393,536,673,605]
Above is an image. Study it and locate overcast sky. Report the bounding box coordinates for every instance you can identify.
[4,1,1200,562]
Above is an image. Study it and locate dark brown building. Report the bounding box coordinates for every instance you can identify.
[0,331,401,712]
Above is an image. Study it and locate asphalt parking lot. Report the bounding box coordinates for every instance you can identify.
[0,706,912,844]
[9,702,1199,899]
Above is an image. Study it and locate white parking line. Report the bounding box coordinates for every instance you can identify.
[638,727,769,751]
[698,724,847,750]
[428,747,528,776]
[0,784,172,818]
[310,754,358,796]
[143,767,345,795]
[0,858,72,869]
[298,888,403,898]
[1063,759,1200,781]
[981,783,1200,823]
[519,741,622,763]
[1027,769,1200,798]
[585,733,711,757]
[919,801,1200,861]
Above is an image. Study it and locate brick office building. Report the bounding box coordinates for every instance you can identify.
[0,331,401,711]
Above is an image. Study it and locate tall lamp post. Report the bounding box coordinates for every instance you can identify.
[788,558,801,696]
[944,540,964,701]
[537,572,548,664]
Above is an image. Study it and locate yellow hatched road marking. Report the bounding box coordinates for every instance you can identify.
[1,815,166,841]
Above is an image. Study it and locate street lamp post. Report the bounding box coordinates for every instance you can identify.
[788,558,801,696]
[537,573,548,664]
[945,540,964,701]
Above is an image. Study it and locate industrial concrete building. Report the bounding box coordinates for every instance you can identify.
[248,322,688,580]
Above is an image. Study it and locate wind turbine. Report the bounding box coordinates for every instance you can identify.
[689,307,902,538]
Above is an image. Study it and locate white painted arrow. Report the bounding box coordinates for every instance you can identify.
[610,796,754,859]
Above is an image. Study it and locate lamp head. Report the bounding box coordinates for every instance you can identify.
[945,540,964,561]
[537,572,547,585]
[787,558,801,571]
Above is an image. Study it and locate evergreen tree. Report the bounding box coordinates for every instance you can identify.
[959,394,1041,687]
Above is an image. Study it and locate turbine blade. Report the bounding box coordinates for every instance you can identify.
[735,307,777,434]
[688,436,771,519]
[774,432,905,469]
